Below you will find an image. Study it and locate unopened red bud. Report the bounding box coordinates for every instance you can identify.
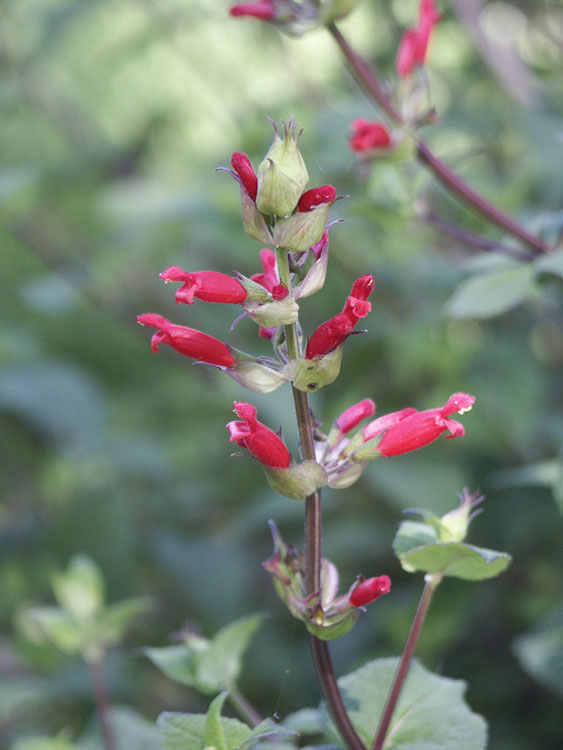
[229,2,276,21]
[306,315,352,360]
[231,152,258,201]
[349,575,391,607]
[271,284,289,300]
[336,398,376,434]
[349,119,392,153]
[298,185,337,212]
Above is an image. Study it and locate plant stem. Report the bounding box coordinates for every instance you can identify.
[372,577,440,750]
[87,653,116,750]
[421,210,535,261]
[275,247,365,750]
[327,23,550,256]
[229,684,263,727]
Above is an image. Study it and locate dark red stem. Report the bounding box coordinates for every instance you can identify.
[372,579,438,750]
[327,22,550,256]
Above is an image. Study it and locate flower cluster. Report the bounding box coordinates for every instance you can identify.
[263,522,391,639]
[318,393,475,488]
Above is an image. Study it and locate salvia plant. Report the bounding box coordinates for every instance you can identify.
[14,1,562,749]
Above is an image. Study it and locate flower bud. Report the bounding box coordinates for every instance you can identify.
[349,119,392,154]
[437,488,484,543]
[297,185,337,212]
[273,187,337,253]
[229,1,276,21]
[349,575,391,607]
[231,152,258,200]
[256,118,309,217]
[336,398,376,434]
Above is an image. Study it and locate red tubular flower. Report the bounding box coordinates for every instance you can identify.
[231,152,258,201]
[251,248,279,292]
[229,1,276,20]
[305,275,374,359]
[227,402,291,468]
[298,185,337,212]
[396,0,442,77]
[137,313,236,368]
[336,398,376,434]
[349,575,391,607]
[349,119,392,153]
[371,393,475,456]
[159,267,248,305]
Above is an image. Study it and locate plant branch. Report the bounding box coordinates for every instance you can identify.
[275,247,365,750]
[421,210,535,261]
[372,577,440,750]
[229,684,263,727]
[327,22,550,256]
[87,653,116,750]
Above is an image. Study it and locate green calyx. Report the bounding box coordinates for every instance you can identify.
[263,460,328,500]
[256,118,309,217]
[273,202,332,253]
[285,345,344,393]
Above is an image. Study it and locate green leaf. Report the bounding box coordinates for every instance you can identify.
[11,736,76,750]
[392,521,438,556]
[17,607,86,654]
[282,708,325,735]
[402,543,511,580]
[238,719,296,748]
[324,658,487,749]
[535,248,563,280]
[157,712,250,750]
[94,597,151,646]
[145,615,264,695]
[393,521,512,580]
[445,265,535,319]
[78,706,160,750]
[52,555,105,621]
[197,614,264,691]
[205,693,229,750]
[513,605,563,699]
[144,644,199,688]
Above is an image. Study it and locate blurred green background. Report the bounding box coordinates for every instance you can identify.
[1,0,562,748]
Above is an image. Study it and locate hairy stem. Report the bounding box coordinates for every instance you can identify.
[87,653,116,750]
[327,23,550,256]
[275,247,365,750]
[372,577,440,750]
